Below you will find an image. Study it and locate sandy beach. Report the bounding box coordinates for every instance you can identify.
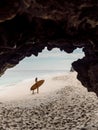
[0,72,98,130]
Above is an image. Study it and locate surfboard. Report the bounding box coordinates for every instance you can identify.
[30,80,45,91]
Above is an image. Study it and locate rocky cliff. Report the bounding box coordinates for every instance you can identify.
[0,0,98,95]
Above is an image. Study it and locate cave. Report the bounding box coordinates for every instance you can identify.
[0,0,98,95]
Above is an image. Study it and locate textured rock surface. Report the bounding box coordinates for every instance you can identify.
[0,0,98,94]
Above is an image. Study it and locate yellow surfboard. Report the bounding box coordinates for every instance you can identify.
[30,80,45,94]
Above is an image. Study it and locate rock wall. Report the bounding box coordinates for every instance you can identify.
[0,0,98,95]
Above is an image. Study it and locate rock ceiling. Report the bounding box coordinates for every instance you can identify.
[0,0,98,95]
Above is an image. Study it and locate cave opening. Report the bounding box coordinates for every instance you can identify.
[0,47,84,87]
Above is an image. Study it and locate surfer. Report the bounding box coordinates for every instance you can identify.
[35,77,38,83]
[33,77,39,94]
[31,79,44,94]
[35,77,38,94]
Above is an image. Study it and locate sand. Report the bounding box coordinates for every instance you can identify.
[0,72,98,130]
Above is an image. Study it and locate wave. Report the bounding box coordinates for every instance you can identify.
[0,70,69,87]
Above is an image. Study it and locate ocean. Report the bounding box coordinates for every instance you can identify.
[0,48,84,87]
[0,69,68,87]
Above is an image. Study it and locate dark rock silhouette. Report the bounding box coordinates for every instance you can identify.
[70,67,75,72]
[0,0,98,95]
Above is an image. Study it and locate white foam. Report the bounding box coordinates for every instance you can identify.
[0,72,78,102]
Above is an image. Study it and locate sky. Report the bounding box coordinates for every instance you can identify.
[0,47,84,86]
[7,47,84,71]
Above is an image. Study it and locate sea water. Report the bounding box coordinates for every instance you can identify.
[0,69,68,87]
[0,48,84,88]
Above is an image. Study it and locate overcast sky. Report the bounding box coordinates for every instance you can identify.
[8,47,84,71]
[0,47,85,85]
